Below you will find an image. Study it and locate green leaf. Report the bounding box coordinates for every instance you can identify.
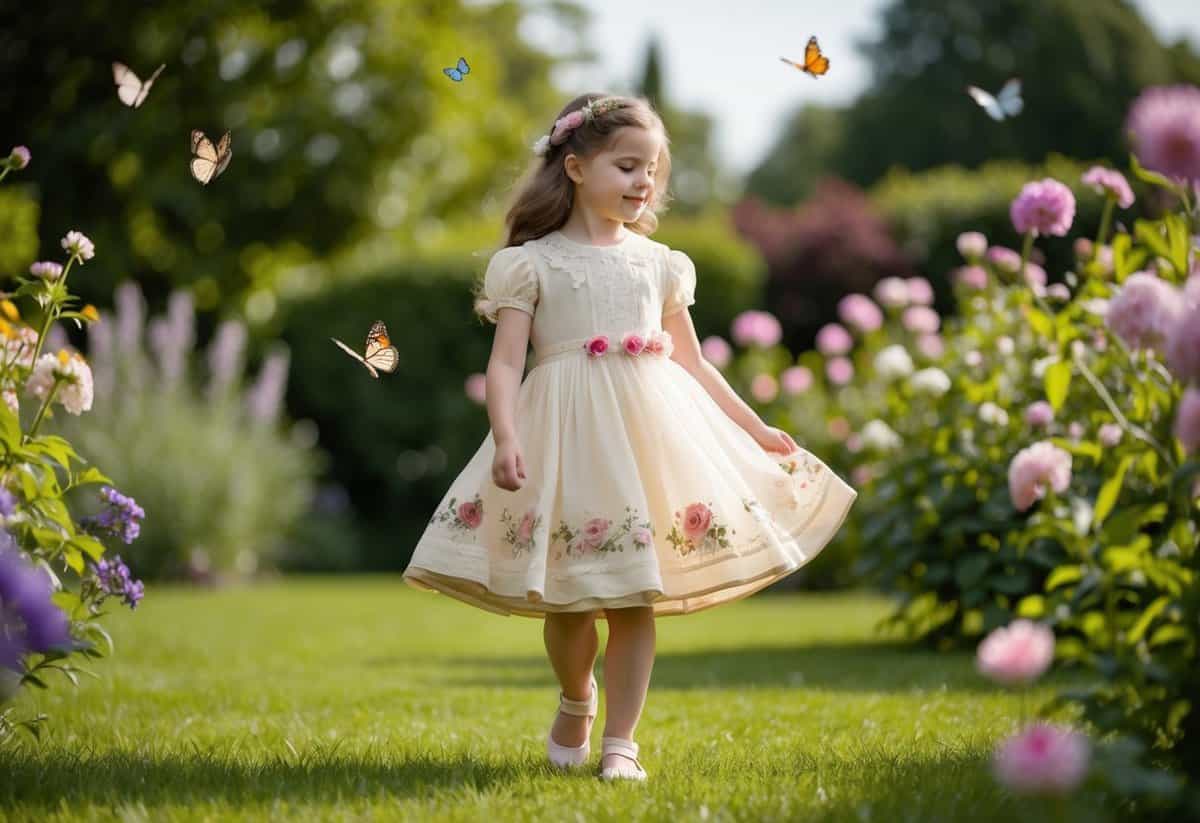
[1046,564,1086,591]
[1044,360,1071,411]
[1127,596,1170,644]
[1016,594,1045,618]
[1095,454,1135,526]
[1134,219,1171,261]
[67,534,106,562]
[1165,213,1190,275]
[955,554,991,589]
[1129,153,1185,196]
[1148,624,1190,648]
[1025,307,1053,338]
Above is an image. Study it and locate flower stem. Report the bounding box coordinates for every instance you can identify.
[0,168,9,184]
[1071,347,1175,470]
[1092,197,1115,258]
[1017,230,1057,316]
[24,379,62,443]
[27,256,75,370]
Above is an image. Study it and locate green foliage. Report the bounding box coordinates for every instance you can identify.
[743,105,846,206]
[0,187,38,279]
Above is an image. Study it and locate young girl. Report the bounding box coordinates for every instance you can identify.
[403,93,857,781]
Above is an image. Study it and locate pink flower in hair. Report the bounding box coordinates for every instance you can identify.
[551,110,586,145]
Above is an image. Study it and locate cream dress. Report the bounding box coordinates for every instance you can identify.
[402,229,858,618]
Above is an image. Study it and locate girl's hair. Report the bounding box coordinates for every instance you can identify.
[502,93,673,248]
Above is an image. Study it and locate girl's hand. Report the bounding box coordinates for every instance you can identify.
[492,436,527,491]
[751,423,798,456]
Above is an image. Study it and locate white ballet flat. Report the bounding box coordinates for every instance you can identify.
[598,736,648,781]
[546,672,598,769]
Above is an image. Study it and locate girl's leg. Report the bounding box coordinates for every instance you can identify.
[543,609,600,747]
[600,606,656,770]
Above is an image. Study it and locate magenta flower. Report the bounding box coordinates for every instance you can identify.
[1008,441,1072,511]
[1165,300,1200,383]
[620,332,646,356]
[750,373,778,403]
[583,335,610,357]
[463,372,487,405]
[1176,386,1200,454]
[1010,178,1076,237]
[985,246,1022,274]
[956,231,988,261]
[7,146,30,170]
[977,619,1055,685]
[901,305,940,334]
[815,323,853,355]
[731,310,782,348]
[837,294,883,333]
[1106,272,1184,351]
[954,265,989,290]
[993,723,1091,796]
[780,365,813,395]
[701,336,732,368]
[1081,166,1135,208]
[825,356,854,385]
[1125,84,1200,185]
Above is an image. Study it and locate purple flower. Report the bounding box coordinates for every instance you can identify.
[0,540,72,670]
[88,554,145,610]
[1125,84,1200,185]
[245,347,290,424]
[0,488,14,518]
[81,486,145,545]
[1081,166,1135,208]
[206,319,248,398]
[60,230,95,263]
[730,310,782,348]
[1011,179,1076,237]
[1106,271,1184,351]
[1176,386,1200,455]
[7,146,30,170]
[837,294,884,333]
[1024,401,1054,429]
[29,261,63,281]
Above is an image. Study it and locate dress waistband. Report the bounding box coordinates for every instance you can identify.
[532,330,674,368]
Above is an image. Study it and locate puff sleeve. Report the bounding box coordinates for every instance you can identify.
[473,246,539,323]
[662,249,697,317]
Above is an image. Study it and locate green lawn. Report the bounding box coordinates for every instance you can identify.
[1,577,1113,821]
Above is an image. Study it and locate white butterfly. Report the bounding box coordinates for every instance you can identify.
[189,129,232,185]
[112,62,165,109]
[966,78,1023,121]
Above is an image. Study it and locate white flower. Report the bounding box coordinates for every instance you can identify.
[996,336,1015,355]
[873,277,910,308]
[979,401,1010,426]
[861,420,902,452]
[874,344,915,381]
[910,367,951,396]
[25,351,94,415]
[60,230,95,263]
[532,135,551,157]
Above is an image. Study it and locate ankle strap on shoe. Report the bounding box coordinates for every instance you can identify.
[558,674,596,717]
[600,737,639,759]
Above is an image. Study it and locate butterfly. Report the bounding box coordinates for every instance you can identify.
[966,78,1023,121]
[112,61,165,108]
[330,320,400,379]
[443,56,470,82]
[189,129,232,185]
[779,36,830,79]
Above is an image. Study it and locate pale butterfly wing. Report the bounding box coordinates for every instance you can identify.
[331,337,380,379]
[364,345,399,374]
[965,85,1003,121]
[996,78,1023,117]
[189,129,232,185]
[113,62,165,108]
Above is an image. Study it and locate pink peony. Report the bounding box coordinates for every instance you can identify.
[621,332,646,356]
[955,265,989,290]
[985,246,1022,274]
[731,310,783,348]
[581,517,611,549]
[1008,441,1072,511]
[977,619,1056,685]
[901,305,940,334]
[956,231,988,261]
[1010,178,1076,237]
[781,365,813,395]
[826,356,854,385]
[906,277,934,306]
[1081,166,1135,209]
[584,334,610,357]
[750,373,778,402]
[681,503,712,541]
[917,334,944,359]
[1176,386,1200,454]
[837,293,883,333]
[1023,401,1054,428]
[464,372,487,405]
[873,276,909,308]
[457,501,483,529]
[815,323,853,355]
[701,335,732,368]
[1098,423,1123,447]
[993,723,1091,796]
[1125,84,1200,184]
[1106,272,1184,351]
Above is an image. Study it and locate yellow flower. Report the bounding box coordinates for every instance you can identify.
[0,300,19,322]
[56,349,70,368]
[81,305,100,323]
[0,318,10,339]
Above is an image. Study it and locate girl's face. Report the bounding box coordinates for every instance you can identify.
[566,126,663,224]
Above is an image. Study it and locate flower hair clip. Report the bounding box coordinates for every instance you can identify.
[532,97,626,157]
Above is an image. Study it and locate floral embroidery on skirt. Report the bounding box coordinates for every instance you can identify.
[433,494,484,533]
[551,505,654,560]
[499,507,542,559]
[666,501,735,557]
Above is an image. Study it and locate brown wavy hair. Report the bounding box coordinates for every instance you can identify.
[503,93,673,248]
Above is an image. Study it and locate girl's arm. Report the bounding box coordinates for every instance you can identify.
[486,307,534,444]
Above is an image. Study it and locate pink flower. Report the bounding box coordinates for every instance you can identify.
[956,231,988,261]
[550,109,586,145]
[977,619,1056,685]
[1010,178,1076,237]
[750,373,778,402]
[901,305,940,334]
[917,334,944,359]
[581,517,611,549]
[780,365,813,395]
[985,246,1022,274]
[681,503,713,542]
[964,350,983,367]
[1165,302,1200,383]
[1047,283,1071,301]
[906,277,934,306]
[1081,166,1135,208]
[1068,421,1085,441]
[815,323,853,355]
[1008,441,1072,511]
[621,332,646,356]
[873,276,909,308]
[8,146,30,170]
[457,500,483,529]
[1023,401,1054,428]
[632,526,653,547]
[1073,237,1094,264]
[1098,423,1123,447]
[827,416,851,440]
[701,335,732,367]
[1125,84,1200,184]
[1023,262,1047,288]
[29,261,63,281]
[584,334,610,357]
[954,265,989,290]
[837,293,883,333]
[731,310,782,348]
[645,330,673,357]
[993,723,1091,796]
[464,372,487,405]
[1106,272,1183,351]
[826,356,854,385]
[517,510,536,542]
[1176,386,1200,454]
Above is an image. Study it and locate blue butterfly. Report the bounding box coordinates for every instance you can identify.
[966,78,1023,121]
[443,57,470,82]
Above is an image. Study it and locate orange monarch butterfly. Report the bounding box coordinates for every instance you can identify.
[189,129,232,185]
[780,36,830,79]
[330,320,399,378]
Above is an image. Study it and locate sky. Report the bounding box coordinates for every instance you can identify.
[520,0,1200,175]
